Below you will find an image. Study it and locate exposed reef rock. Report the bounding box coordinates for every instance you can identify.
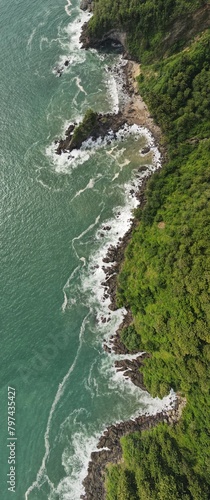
[53,59,70,77]
[114,354,150,391]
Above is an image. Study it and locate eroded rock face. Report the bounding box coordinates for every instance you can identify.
[80,23,128,53]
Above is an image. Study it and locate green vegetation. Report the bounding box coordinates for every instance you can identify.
[97,6,210,499]
[70,109,97,149]
[120,324,143,352]
[106,424,210,499]
[88,0,206,63]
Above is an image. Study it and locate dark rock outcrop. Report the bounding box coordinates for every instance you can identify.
[80,24,127,52]
[56,112,126,155]
[141,146,150,155]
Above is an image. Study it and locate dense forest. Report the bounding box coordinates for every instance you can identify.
[87,1,210,499]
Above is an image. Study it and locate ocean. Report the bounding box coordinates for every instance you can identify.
[0,1,174,498]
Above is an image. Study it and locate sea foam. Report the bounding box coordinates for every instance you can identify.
[46,122,160,176]
[79,125,161,320]
[52,8,92,76]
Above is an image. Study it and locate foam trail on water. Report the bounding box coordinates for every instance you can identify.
[72,214,101,260]
[70,177,99,202]
[40,36,49,51]
[80,257,86,266]
[62,265,80,312]
[24,312,91,500]
[27,20,46,49]
[65,0,72,16]
[61,214,102,312]
[74,76,87,95]
[27,26,38,48]
[84,359,99,399]
[62,291,68,314]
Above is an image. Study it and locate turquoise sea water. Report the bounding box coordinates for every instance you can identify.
[0,1,174,498]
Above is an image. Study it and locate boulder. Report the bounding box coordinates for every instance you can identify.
[80,0,89,10]
[141,146,150,154]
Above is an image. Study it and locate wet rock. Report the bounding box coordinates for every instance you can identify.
[65,124,75,136]
[141,146,150,155]
[80,0,89,10]
[103,344,111,353]
[56,111,127,155]
[138,165,148,172]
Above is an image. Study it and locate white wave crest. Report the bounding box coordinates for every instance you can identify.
[53,9,92,76]
[56,431,101,500]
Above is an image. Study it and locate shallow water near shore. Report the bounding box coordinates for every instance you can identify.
[0,1,174,498]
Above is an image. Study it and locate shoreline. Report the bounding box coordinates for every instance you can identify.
[122,60,164,155]
[81,396,186,500]
[78,43,183,500]
[55,58,167,162]
[54,12,183,498]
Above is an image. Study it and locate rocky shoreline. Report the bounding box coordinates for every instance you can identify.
[55,58,166,160]
[81,396,186,500]
[100,174,154,390]
[78,58,180,500]
[55,9,182,499]
[76,13,186,500]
